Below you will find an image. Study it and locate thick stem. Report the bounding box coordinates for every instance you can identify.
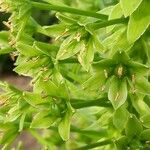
[31,2,108,20]
[74,139,112,150]
[86,17,128,30]
[71,98,112,109]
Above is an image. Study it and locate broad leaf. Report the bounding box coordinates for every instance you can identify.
[140,113,150,128]
[42,24,67,37]
[112,51,130,64]
[93,34,105,53]
[125,115,143,138]
[120,0,143,17]
[127,0,150,43]
[16,42,43,57]
[130,94,150,115]
[56,13,77,24]
[108,76,127,109]
[34,78,59,97]
[115,136,128,150]
[58,105,74,141]
[23,92,50,108]
[56,35,85,60]
[83,72,106,92]
[107,3,123,32]
[128,61,149,76]
[135,77,150,95]
[31,111,56,129]
[110,30,132,56]
[113,106,129,131]
[33,41,59,57]
[140,129,150,140]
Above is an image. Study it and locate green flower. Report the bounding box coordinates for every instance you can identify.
[83,51,150,109]
[40,13,104,71]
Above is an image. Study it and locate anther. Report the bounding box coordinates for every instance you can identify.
[104,69,108,78]
[117,66,123,78]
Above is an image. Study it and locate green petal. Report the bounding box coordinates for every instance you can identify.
[108,76,127,109]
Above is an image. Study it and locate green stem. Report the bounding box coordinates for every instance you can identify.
[86,17,128,30]
[31,2,108,20]
[71,98,112,109]
[74,139,112,150]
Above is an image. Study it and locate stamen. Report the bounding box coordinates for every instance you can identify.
[117,66,123,78]
[115,92,119,101]
[104,69,108,78]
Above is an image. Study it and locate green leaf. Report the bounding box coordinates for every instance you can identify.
[125,115,143,138]
[108,76,127,109]
[6,106,21,122]
[93,59,116,68]
[140,129,150,140]
[0,47,14,55]
[31,111,56,129]
[127,0,150,43]
[83,72,106,92]
[110,30,132,56]
[112,51,130,64]
[23,92,50,108]
[140,113,150,128]
[93,34,105,53]
[0,129,18,145]
[98,6,113,15]
[56,34,85,60]
[33,41,59,57]
[130,139,142,150]
[130,94,150,115]
[107,3,123,32]
[56,13,77,24]
[58,105,74,141]
[120,0,143,17]
[34,78,59,97]
[41,24,67,37]
[19,113,26,132]
[113,106,129,131]
[0,31,9,46]
[78,38,94,71]
[115,136,128,150]
[14,57,49,76]
[128,61,149,76]
[16,42,43,57]
[102,27,125,51]
[135,77,150,95]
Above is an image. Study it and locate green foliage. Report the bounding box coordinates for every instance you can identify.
[0,0,150,149]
